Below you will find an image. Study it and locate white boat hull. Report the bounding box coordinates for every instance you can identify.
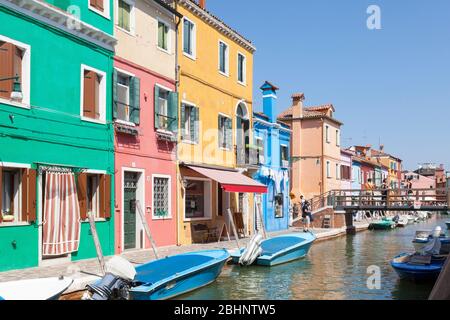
[0,277,73,300]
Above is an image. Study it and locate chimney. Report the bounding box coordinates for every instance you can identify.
[260,81,279,123]
[380,144,384,152]
[292,92,305,118]
[198,0,206,9]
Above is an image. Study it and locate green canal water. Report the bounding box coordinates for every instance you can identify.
[180,215,449,300]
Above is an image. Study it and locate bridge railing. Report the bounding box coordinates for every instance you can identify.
[308,188,448,211]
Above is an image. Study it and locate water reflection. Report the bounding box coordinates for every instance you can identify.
[179,215,448,300]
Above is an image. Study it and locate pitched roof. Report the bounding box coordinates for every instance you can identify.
[278,104,342,125]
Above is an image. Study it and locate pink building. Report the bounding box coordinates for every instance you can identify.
[112,1,180,252]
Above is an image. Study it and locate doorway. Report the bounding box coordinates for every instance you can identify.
[123,171,138,250]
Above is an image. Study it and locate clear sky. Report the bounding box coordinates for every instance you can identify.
[206,0,450,171]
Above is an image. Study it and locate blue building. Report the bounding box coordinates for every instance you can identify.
[252,82,291,232]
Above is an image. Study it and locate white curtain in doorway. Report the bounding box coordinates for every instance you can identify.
[43,172,81,256]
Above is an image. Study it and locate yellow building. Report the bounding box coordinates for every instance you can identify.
[175,0,261,245]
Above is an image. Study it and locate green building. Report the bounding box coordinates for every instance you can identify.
[0,0,116,272]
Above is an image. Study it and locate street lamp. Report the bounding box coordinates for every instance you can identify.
[0,74,22,101]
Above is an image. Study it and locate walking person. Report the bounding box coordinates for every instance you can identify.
[302,200,313,232]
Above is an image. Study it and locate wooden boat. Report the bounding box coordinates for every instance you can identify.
[0,276,73,300]
[391,253,447,281]
[230,232,316,267]
[369,218,396,230]
[129,249,230,300]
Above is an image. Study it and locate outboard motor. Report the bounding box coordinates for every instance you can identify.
[83,256,137,300]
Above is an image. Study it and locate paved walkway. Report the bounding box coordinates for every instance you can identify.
[0,224,369,294]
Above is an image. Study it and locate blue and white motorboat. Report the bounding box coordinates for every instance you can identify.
[391,252,446,281]
[0,276,73,300]
[85,249,230,300]
[231,232,316,267]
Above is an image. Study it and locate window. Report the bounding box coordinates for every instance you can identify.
[87,174,100,217]
[218,114,232,150]
[336,130,340,146]
[183,18,196,58]
[118,0,132,32]
[336,164,340,180]
[185,179,211,220]
[255,137,264,164]
[181,102,199,143]
[219,40,229,75]
[81,65,106,123]
[89,0,104,12]
[0,166,36,224]
[274,194,284,218]
[77,173,111,220]
[281,145,289,167]
[154,85,178,133]
[0,36,30,107]
[237,53,246,84]
[341,165,351,180]
[325,125,330,143]
[153,176,171,219]
[158,20,169,52]
[326,161,331,178]
[114,70,140,124]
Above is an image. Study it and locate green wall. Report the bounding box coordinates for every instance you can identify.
[0,5,114,272]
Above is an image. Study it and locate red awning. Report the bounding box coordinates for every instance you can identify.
[186,166,267,194]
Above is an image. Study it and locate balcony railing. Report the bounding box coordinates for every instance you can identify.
[236,145,263,167]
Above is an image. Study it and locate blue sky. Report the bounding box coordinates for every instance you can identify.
[207,0,450,171]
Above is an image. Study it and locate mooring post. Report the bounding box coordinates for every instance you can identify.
[345,210,356,235]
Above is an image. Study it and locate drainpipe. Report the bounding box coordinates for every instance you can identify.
[174,0,181,246]
[321,119,324,195]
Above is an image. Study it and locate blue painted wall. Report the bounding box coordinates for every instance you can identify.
[253,82,291,233]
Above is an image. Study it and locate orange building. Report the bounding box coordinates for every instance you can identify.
[278,93,343,200]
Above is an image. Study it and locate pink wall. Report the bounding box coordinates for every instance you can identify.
[114,57,177,253]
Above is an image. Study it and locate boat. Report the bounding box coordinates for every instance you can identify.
[230,232,316,267]
[85,249,230,300]
[391,253,447,281]
[395,215,409,227]
[446,221,450,230]
[369,218,396,230]
[0,276,73,300]
[406,215,416,225]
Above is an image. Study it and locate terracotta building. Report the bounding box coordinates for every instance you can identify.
[278,93,343,200]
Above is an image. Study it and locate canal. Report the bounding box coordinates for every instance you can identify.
[179,214,449,300]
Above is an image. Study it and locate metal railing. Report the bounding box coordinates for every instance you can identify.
[308,188,449,212]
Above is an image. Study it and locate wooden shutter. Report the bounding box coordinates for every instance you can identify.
[0,41,14,99]
[97,0,104,11]
[0,167,2,223]
[104,175,111,219]
[21,169,28,222]
[180,104,186,139]
[99,174,111,219]
[112,69,118,119]
[218,116,223,148]
[130,77,140,125]
[83,70,96,119]
[77,173,87,220]
[192,107,199,143]
[154,85,160,129]
[28,169,37,223]
[226,117,232,149]
[168,91,179,133]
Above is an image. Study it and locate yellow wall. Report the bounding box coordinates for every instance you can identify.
[176,3,255,245]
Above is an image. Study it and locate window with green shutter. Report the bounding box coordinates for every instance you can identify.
[118,0,131,32]
[158,21,169,51]
[180,103,199,143]
[218,114,232,150]
[113,69,140,125]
